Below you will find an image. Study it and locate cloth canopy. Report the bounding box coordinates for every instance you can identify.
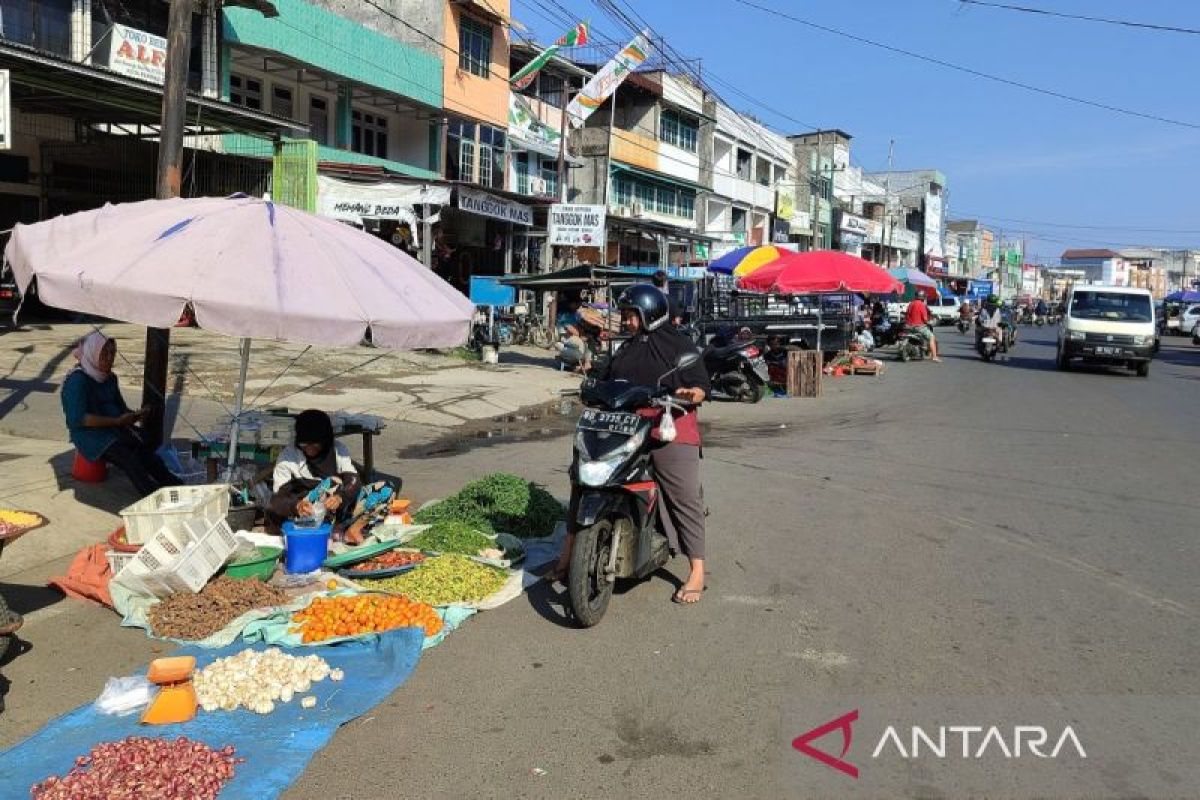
[707,245,791,277]
[889,267,939,300]
[737,250,903,295]
[1164,290,1200,303]
[6,195,473,350]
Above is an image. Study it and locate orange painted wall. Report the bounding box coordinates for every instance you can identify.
[443,1,511,127]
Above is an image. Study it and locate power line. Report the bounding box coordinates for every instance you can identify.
[958,1,1200,35]
[730,0,1200,131]
[950,212,1200,235]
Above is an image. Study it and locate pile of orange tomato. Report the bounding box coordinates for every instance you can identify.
[291,594,443,643]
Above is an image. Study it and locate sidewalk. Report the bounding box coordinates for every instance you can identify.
[0,321,579,582]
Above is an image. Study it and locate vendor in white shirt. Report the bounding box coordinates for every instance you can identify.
[267,409,396,543]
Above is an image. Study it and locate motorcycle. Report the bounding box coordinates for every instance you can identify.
[703,340,769,403]
[956,316,972,334]
[978,330,1000,362]
[896,327,930,362]
[1034,313,1046,327]
[565,353,700,627]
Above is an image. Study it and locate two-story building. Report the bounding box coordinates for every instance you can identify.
[0,0,297,236]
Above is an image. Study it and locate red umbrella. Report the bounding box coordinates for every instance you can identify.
[736,250,904,295]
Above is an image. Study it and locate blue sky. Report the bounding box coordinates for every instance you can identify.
[512,0,1200,263]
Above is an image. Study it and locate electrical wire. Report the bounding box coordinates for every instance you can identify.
[730,0,1200,131]
[958,1,1200,35]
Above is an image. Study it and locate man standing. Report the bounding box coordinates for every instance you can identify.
[652,270,684,326]
[904,294,941,362]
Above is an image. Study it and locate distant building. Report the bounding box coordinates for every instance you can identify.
[1059,249,1131,286]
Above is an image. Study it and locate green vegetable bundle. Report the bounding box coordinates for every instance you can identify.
[411,494,496,533]
[361,554,507,605]
[433,473,565,538]
[407,520,493,555]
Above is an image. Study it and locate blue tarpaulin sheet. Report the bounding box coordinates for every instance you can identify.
[0,628,425,799]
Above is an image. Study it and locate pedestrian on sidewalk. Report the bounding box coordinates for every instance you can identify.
[60,332,182,497]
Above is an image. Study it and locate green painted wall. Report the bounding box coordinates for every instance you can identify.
[222,135,440,181]
[223,0,442,108]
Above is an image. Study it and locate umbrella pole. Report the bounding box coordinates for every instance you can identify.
[226,337,252,476]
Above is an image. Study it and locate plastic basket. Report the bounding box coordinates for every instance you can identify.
[112,517,239,597]
[104,548,137,576]
[119,484,231,545]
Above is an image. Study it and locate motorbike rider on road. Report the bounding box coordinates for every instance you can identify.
[977,294,1005,350]
[903,294,941,362]
[548,285,711,605]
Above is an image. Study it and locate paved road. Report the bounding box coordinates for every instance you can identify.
[4,326,1198,797]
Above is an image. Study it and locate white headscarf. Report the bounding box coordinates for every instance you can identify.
[73,331,112,383]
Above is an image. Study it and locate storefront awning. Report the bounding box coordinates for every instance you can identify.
[0,40,306,135]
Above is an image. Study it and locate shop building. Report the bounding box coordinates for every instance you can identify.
[1060,249,1130,286]
[862,168,948,276]
[702,99,791,258]
[0,0,297,242]
[789,130,850,251]
[569,69,713,268]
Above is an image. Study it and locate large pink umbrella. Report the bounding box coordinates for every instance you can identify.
[6,194,475,470]
[736,250,903,295]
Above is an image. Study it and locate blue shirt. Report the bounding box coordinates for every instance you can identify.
[61,370,131,461]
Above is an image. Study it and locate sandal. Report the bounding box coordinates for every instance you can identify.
[672,587,706,605]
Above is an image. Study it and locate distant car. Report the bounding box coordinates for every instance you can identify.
[928,295,962,325]
[0,277,18,327]
[1178,304,1200,337]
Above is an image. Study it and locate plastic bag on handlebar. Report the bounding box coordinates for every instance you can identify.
[658,410,677,442]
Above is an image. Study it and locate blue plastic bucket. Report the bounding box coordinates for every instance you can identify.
[283,521,332,574]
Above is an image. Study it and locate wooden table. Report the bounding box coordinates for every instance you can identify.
[193,418,382,483]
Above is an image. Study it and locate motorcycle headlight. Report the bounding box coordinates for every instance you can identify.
[1069,330,1086,341]
[576,428,646,487]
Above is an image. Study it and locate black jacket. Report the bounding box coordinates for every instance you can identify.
[602,327,710,394]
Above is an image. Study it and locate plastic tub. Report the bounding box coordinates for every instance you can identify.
[222,546,282,581]
[283,521,331,574]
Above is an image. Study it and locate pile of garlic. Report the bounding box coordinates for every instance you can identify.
[194,648,344,715]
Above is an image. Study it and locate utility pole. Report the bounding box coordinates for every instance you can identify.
[883,138,894,267]
[142,0,195,449]
[809,131,821,250]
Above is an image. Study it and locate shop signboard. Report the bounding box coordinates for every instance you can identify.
[316,176,451,237]
[776,184,796,221]
[104,24,168,84]
[0,70,9,151]
[967,279,995,300]
[923,193,944,259]
[882,227,919,251]
[457,187,533,226]
[839,211,870,236]
[548,204,606,246]
[692,241,710,260]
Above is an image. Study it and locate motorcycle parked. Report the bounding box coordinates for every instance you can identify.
[896,327,930,362]
[565,353,700,627]
[704,340,769,403]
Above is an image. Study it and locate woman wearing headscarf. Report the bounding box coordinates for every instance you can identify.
[267,410,397,543]
[60,332,181,497]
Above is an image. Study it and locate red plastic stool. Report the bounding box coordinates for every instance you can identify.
[72,451,108,483]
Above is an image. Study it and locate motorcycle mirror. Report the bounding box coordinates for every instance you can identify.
[676,351,700,370]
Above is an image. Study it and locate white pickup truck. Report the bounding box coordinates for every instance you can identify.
[928,296,962,325]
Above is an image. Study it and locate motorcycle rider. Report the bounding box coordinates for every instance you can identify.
[977,294,1005,351]
[548,285,711,605]
[1035,297,1048,321]
[903,293,941,362]
[958,299,974,328]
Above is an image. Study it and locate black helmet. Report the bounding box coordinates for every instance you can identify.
[617,284,670,332]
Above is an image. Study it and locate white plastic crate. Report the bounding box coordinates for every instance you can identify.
[112,517,239,598]
[104,548,137,576]
[119,484,231,545]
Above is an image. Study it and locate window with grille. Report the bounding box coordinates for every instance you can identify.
[458,15,492,78]
[656,186,676,216]
[352,110,388,158]
[229,74,262,110]
[613,176,632,207]
[478,126,505,189]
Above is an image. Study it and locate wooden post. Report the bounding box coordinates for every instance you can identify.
[141,0,196,448]
[786,350,822,398]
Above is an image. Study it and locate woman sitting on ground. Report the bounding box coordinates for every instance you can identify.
[267,410,398,544]
[61,332,181,497]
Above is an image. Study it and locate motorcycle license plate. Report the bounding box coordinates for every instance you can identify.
[579,409,641,435]
[982,337,997,344]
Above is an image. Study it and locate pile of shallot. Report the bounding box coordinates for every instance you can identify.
[31,736,239,799]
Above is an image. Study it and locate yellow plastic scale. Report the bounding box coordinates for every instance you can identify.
[142,656,198,725]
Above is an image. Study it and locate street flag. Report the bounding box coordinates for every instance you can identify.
[566,31,651,129]
[511,22,591,91]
